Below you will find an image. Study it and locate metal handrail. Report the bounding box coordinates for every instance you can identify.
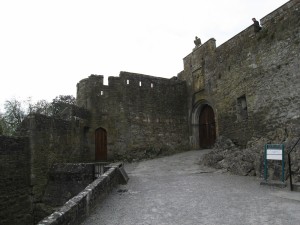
[288,137,300,191]
[94,162,109,179]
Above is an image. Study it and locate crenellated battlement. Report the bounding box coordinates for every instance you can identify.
[78,71,182,89]
[76,70,189,161]
[77,71,186,109]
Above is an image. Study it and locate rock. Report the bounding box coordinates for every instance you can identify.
[200,131,300,180]
[229,158,254,176]
[201,151,224,168]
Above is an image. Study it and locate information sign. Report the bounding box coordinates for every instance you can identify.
[264,144,285,182]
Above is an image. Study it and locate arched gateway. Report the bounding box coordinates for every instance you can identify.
[199,105,216,148]
[191,102,217,149]
[95,127,107,161]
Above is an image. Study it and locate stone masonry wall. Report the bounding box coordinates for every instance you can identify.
[0,136,32,225]
[180,0,300,147]
[18,114,92,223]
[77,72,189,161]
[37,163,126,225]
[42,163,95,207]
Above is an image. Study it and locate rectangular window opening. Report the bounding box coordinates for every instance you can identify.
[126,80,130,85]
[139,81,142,86]
[237,95,248,121]
[151,83,154,88]
[101,91,104,95]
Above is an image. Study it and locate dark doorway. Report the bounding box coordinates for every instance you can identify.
[199,105,216,148]
[95,128,107,161]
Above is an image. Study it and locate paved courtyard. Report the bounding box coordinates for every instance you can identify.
[81,150,300,225]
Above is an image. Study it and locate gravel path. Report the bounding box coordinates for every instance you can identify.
[81,150,300,225]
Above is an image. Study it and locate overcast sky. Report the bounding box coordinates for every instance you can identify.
[0,0,288,110]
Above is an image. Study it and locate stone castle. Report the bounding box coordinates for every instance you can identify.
[0,0,299,224]
[76,0,299,159]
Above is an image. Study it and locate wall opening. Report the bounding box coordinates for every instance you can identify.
[95,127,107,161]
[191,101,217,149]
[103,75,108,85]
[237,95,248,121]
[199,105,216,148]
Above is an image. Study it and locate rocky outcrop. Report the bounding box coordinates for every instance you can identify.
[200,125,300,181]
[201,136,262,176]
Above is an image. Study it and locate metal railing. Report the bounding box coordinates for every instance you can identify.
[288,137,300,191]
[94,162,109,179]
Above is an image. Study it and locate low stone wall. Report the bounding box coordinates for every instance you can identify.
[37,163,128,225]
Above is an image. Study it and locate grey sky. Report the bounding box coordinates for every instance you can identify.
[0,0,288,110]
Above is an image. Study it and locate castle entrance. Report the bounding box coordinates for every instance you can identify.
[199,105,216,148]
[95,127,107,161]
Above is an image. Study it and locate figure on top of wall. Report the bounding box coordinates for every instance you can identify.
[252,18,262,33]
[194,36,201,47]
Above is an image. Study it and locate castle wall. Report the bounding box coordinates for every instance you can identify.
[37,163,126,225]
[180,0,300,147]
[3,2,299,224]
[42,163,95,207]
[19,114,92,222]
[77,72,189,160]
[0,136,32,225]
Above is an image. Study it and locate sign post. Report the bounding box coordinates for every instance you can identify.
[264,144,285,183]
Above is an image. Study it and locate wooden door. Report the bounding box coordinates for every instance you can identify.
[95,128,107,161]
[199,105,216,148]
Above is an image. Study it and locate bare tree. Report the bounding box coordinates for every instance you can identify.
[29,99,53,116]
[0,95,76,135]
[2,98,25,135]
[0,112,6,135]
[51,95,76,119]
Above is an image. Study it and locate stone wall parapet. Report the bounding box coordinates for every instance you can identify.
[37,163,127,225]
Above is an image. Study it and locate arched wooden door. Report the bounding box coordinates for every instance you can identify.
[199,105,216,148]
[95,128,107,161]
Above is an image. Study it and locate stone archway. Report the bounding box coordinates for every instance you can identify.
[191,101,217,149]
